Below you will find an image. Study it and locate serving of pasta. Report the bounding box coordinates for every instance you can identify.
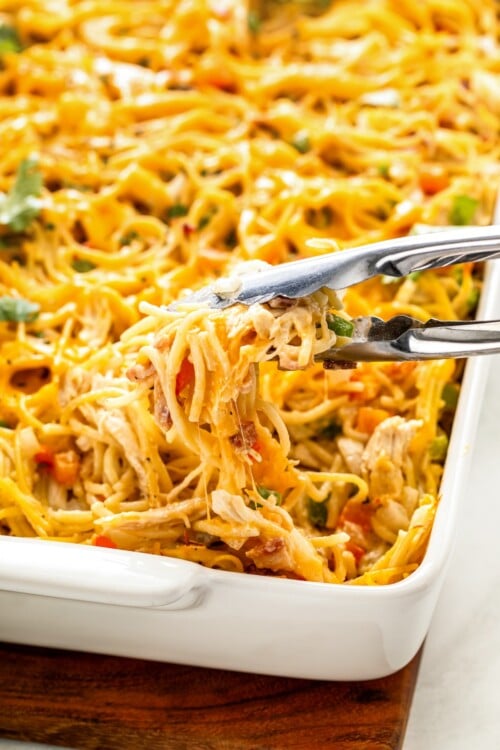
[0,0,498,585]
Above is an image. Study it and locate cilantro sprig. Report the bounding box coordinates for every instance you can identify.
[0,296,40,323]
[0,158,43,233]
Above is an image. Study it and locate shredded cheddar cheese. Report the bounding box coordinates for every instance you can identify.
[0,0,498,584]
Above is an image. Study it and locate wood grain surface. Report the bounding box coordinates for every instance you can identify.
[0,642,422,750]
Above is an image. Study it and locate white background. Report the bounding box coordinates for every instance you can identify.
[405,353,500,749]
[1,356,499,750]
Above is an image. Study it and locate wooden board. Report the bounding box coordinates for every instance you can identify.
[0,641,422,749]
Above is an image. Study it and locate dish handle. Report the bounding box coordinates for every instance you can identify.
[0,537,206,609]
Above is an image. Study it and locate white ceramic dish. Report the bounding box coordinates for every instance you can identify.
[1,261,499,681]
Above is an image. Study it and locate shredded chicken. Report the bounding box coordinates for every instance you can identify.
[126,362,155,383]
[361,416,422,501]
[246,537,294,572]
[337,437,364,475]
[97,411,148,491]
[153,380,172,430]
[210,489,330,581]
[360,416,423,543]
[229,421,258,453]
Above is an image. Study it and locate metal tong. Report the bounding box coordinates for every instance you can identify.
[173,226,500,363]
[177,226,500,308]
[315,315,500,363]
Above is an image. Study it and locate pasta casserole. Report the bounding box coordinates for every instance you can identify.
[0,0,498,584]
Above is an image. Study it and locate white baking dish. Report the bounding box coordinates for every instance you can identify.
[1,261,499,681]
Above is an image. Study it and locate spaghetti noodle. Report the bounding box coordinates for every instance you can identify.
[0,0,498,583]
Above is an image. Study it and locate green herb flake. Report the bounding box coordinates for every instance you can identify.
[0,420,11,429]
[449,195,479,226]
[247,10,261,35]
[377,163,390,178]
[72,258,96,273]
[307,497,328,529]
[44,222,56,231]
[257,486,282,505]
[119,230,140,246]
[466,287,480,312]
[248,500,262,510]
[166,203,189,220]
[441,383,459,410]
[197,210,216,231]
[0,26,22,56]
[291,132,311,154]
[326,313,354,338]
[0,296,40,323]
[0,158,43,233]
[319,420,342,439]
[429,434,449,462]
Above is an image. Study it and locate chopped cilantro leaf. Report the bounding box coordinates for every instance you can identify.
[166,203,189,220]
[198,216,211,230]
[72,258,96,273]
[257,486,282,505]
[0,158,43,233]
[197,209,216,230]
[319,420,342,439]
[449,195,478,226]
[291,132,311,154]
[307,497,328,528]
[119,230,140,246]
[0,296,39,323]
[378,163,390,178]
[247,10,261,34]
[0,26,22,56]
[0,420,11,429]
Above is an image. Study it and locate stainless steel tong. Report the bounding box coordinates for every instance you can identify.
[172,226,500,363]
[175,226,500,309]
[315,315,500,364]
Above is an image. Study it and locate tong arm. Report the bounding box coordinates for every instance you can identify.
[316,316,500,363]
[171,226,500,310]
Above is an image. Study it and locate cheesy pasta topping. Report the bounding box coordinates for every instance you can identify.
[0,0,498,584]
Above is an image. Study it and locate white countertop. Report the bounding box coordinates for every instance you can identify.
[1,358,499,750]
[405,353,500,749]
